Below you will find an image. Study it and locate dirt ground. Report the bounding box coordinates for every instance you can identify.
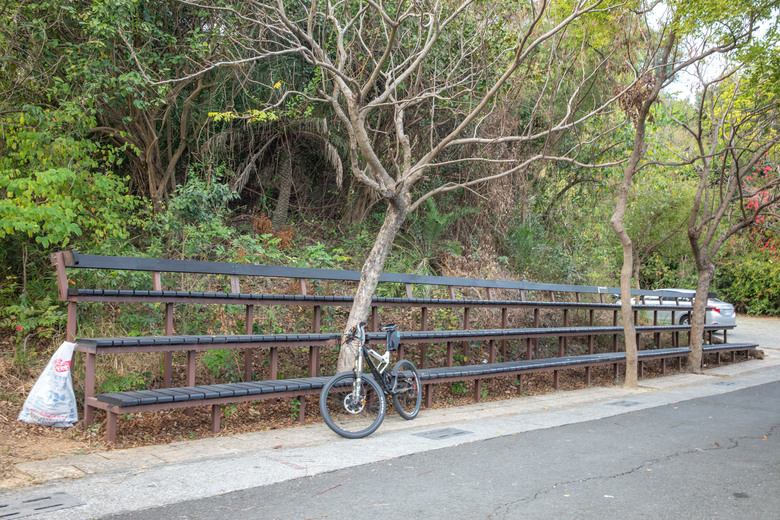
[0,354,697,490]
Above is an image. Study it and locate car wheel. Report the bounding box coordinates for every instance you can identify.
[679,314,690,325]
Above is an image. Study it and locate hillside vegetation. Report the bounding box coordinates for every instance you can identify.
[1,0,779,388]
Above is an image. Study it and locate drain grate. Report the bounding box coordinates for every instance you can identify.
[0,493,83,519]
[413,427,472,440]
[714,381,736,386]
[607,400,640,407]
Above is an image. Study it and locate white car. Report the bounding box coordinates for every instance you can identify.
[636,289,736,326]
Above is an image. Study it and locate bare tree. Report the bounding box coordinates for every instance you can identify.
[671,68,780,371]
[148,0,653,371]
[607,9,761,387]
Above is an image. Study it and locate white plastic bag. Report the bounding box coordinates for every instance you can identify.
[18,341,79,427]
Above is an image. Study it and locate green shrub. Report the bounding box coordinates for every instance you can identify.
[718,254,780,316]
[98,371,152,394]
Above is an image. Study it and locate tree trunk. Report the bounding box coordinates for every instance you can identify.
[632,254,641,290]
[687,265,714,373]
[611,210,639,388]
[272,149,293,230]
[336,200,408,373]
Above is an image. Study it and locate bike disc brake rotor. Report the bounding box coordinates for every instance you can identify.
[343,392,365,414]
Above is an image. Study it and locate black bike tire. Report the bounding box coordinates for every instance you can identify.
[319,371,386,439]
[391,360,422,420]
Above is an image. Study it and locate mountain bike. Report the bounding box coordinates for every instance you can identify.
[319,322,422,439]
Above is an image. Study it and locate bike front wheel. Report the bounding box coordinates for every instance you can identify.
[319,371,386,439]
[391,360,422,420]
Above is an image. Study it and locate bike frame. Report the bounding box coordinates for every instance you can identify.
[349,326,401,397]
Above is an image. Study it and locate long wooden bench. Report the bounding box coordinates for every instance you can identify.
[93,342,756,443]
[53,250,744,442]
[76,322,733,427]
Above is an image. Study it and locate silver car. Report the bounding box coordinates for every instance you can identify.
[638,289,736,326]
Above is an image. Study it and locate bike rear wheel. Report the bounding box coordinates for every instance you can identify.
[319,371,386,439]
[391,360,421,420]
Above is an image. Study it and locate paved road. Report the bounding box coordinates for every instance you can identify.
[3,316,777,519]
[106,382,780,520]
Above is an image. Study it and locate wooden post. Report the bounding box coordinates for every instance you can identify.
[533,308,540,358]
[310,306,321,377]
[245,305,255,382]
[66,302,77,343]
[212,404,221,434]
[462,306,471,357]
[107,411,117,444]
[269,348,278,380]
[420,307,428,368]
[613,309,619,379]
[164,303,174,388]
[50,252,70,302]
[501,307,508,361]
[586,309,594,386]
[84,352,96,428]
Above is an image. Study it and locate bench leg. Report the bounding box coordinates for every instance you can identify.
[554,370,560,390]
[424,384,433,409]
[106,411,117,444]
[84,406,95,430]
[661,358,666,375]
[474,379,482,402]
[164,352,173,388]
[187,350,196,417]
[212,405,221,434]
[517,375,524,394]
[84,352,96,428]
[585,366,591,387]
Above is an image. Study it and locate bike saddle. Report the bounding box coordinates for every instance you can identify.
[380,324,397,332]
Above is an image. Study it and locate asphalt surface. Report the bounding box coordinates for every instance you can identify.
[106,382,780,520]
[2,316,778,520]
